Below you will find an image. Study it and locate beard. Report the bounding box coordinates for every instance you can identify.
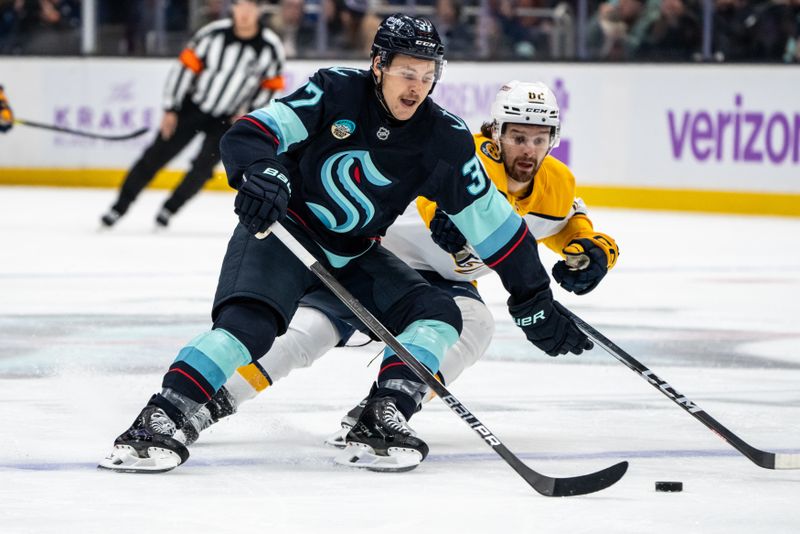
[506,155,538,183]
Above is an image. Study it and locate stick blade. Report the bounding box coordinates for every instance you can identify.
[533,460,629,497]
[772,453,800,470]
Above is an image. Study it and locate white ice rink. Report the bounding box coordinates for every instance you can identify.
[1,186,799,533]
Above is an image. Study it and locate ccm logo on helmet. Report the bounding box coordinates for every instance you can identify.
[415,40,436,47]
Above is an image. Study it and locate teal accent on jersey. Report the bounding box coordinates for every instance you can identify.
[440,108,469,131]
[250,102,309,155]
[463,155,487,196]
[306,151,392,233]
[286,81,323,108]
[383,319,460,373]
[329,67,363,76]
[320,241,375,268]
[174,329,251,391]
[451,188,520,259]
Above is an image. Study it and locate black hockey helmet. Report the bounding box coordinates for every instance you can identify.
[371,14,446,80]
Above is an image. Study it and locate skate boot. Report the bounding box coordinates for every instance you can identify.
[325,397,419,448]
[334,396,428,472]
[324,398,367,448]
[176,386,237,446]
[98,404,189,473]
[155,207,174,228]
[100,208,122,228]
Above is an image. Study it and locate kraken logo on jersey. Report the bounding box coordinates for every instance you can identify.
[307,150,393,233]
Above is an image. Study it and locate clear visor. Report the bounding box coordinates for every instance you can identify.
[498,127,555,150]
[380,60,446,85]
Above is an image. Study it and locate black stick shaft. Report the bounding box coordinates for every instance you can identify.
[259,223,628,496]
[568,311,800,470]
[15,119,148,140]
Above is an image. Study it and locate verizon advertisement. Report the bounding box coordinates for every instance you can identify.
[1,58,797,194]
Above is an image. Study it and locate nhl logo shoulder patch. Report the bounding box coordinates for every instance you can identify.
[331,119,356,140]
[480,140,501,162]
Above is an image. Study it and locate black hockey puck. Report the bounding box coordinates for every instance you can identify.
[655,481,683,492]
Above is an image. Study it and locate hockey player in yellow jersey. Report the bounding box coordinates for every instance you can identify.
[416,79,618,295]
[175,81,619,468]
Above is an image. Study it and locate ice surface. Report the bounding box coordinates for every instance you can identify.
[1,187,799,533]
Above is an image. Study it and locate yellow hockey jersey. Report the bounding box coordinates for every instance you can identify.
[380,134,605,283]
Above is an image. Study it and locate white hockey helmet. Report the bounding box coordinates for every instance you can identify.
[491,80,560,149]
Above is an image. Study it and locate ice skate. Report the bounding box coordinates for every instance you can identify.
[325,397,419,449]
[155,207,174,228]
[324,398,367,448]
[334,396,427,472]
[98,405,189,473]
[99,208,122,228]
[176,386,237,446]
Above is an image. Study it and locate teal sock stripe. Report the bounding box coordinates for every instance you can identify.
[383,319,459,374]
[174,329,252,391]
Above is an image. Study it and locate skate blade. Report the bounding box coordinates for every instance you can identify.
[333,443,422,473]
[323,427,350,449]
[97,444,182,474]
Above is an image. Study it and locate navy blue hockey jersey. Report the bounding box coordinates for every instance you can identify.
[220,67,550,301]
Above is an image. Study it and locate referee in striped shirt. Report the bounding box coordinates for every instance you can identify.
[101,0,286,228]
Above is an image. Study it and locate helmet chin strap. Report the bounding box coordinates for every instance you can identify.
[372,69,396,120]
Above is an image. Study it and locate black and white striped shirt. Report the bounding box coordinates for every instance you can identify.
[163,19,286,118]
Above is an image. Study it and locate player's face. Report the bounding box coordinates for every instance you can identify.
[499,124,552,183]
[374,55,436,121]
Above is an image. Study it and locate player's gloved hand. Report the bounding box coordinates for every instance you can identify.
[429,208,467,254]
[0,85,13,133]
[509,288,593,356]
[552,233,618,295]
[234,160,291,234]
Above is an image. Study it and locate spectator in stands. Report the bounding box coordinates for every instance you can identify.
[270,0,316,58]
[638,0,701,60]
[0,0,80,54]
[327,0,377,57]
[748,0,800,62]
[712,0,755,61]
[585,0,658,60]
[492,0,553,58]
[433,0,473,59]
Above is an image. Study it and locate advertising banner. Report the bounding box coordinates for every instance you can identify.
[1,58,798,206]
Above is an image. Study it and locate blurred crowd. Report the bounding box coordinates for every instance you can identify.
[1,0,798,62]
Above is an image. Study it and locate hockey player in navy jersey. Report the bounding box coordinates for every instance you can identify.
[99,14,592,474]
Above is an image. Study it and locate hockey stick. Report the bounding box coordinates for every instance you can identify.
[14,118,148,140]
[567,311,800,470]
[257,223,628,496]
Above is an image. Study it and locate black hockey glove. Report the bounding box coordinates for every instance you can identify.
[552,238,611,295]
[509,288,593,356]
[234,160,291,235]
[429,208,467,254]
